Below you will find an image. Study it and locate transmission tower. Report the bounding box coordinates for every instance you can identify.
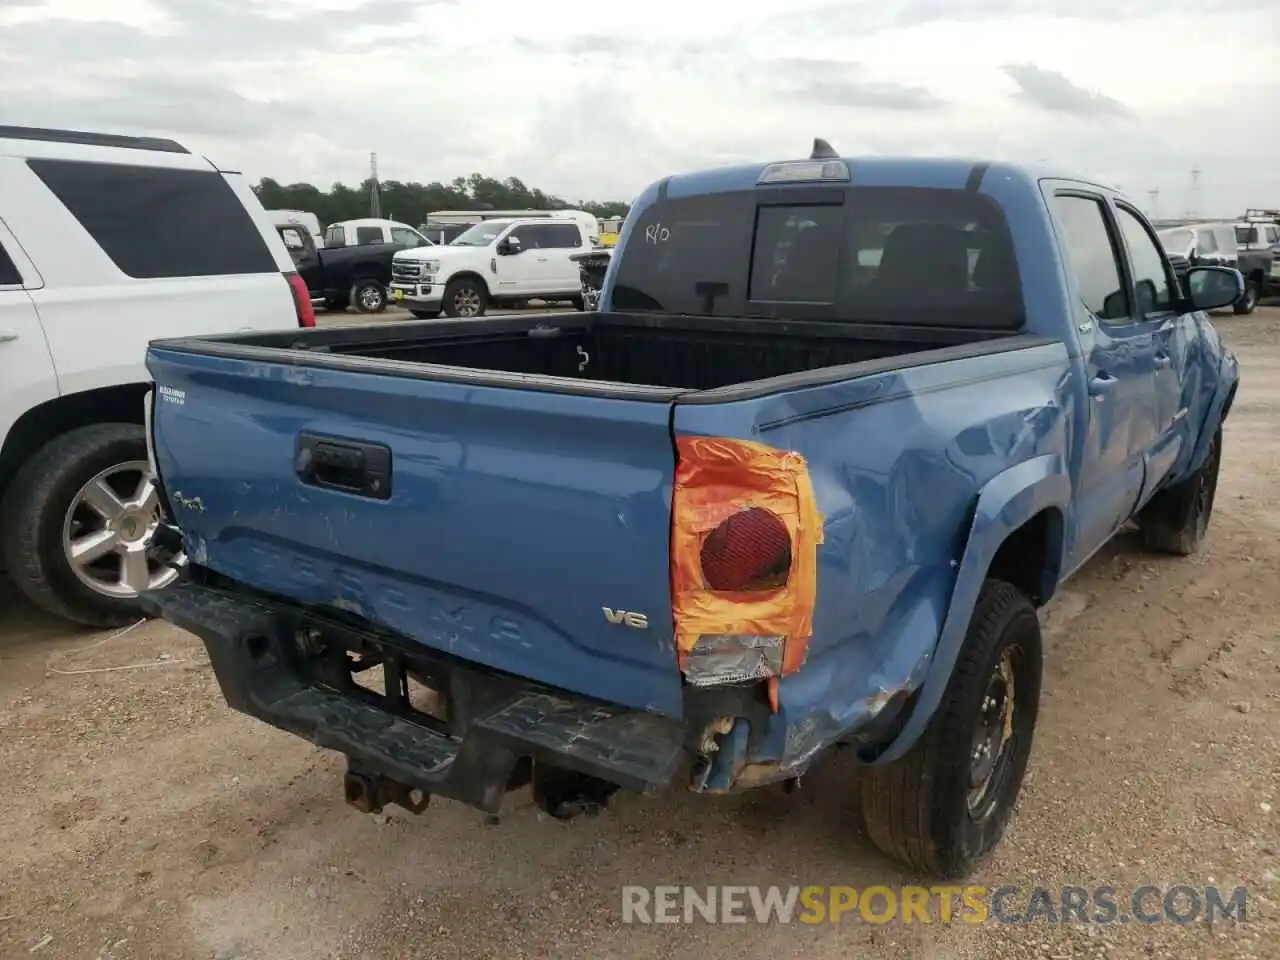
[369,152,382,219]
[1187,168,1201,220]
[1148,188,1160,220]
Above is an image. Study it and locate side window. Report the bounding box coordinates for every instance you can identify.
[0,240,21,285]
[278,227,306,251]
[749,204,843,302]
[327,225,346,246]
[355,226,383,245]
[507,225,541,249]
[1050,195,1128,321]
[1115,206,1175,315]
[541,223,582,249]
[27,160,277,279]
[390,227,421,246]
[1196,230,1217,255]
[1267,226,1280,245]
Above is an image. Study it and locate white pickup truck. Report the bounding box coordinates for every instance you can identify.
[389,218,588,318]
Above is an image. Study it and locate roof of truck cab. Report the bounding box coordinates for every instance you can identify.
[650,156,1123,201]
[331,217,418,229]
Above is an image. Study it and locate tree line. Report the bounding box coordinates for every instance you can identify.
[252,173,632,228]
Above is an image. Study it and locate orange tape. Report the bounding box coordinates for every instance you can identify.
[671,436,824,679]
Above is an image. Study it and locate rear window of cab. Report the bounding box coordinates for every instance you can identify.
[611,186,1023,329]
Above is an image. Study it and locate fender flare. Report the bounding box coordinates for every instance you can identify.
[1187,351,1239,475]
[871,453,1071,765]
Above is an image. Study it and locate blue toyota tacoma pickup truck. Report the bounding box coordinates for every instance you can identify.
[139,141,1242,879]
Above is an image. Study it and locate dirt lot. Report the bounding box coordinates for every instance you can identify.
[2,309,1278,960]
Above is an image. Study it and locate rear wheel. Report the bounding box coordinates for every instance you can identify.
[0,424,185,627]
[442,278,488,318]
[1233,277,1261,315]
[857,579,1041,879]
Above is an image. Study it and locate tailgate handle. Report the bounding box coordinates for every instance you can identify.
[296,434,392,500]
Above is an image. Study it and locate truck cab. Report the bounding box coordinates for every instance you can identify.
[325,218,433,249]
[389,217,589,317]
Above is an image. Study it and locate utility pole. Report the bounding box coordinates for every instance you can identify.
[1148,188,1160,220]
[1187,168,1200,221]
[369,152,382,219]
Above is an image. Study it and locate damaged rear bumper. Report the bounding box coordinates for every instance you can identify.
[139,581,686,815]
[140,578,924,809]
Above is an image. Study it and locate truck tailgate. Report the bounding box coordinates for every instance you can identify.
[146,346,684,717]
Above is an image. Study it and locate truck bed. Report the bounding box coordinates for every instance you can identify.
[165,311,1029,397]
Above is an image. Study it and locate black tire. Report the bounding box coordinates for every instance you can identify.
[1232,277,1261,315]
[442,277,488,318]
[0,424,156,627]
[858,579,1042,879]
[571,295,587,311]
[1140,427,1222,555]
[408,308,438,319]
[351,279,387,314]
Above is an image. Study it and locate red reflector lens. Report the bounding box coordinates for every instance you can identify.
[286,272,316,328]
[699,507,792,592]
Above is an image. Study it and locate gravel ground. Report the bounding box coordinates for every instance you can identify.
[2,308,1278,960]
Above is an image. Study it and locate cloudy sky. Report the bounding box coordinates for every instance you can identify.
[2,0,1277,215]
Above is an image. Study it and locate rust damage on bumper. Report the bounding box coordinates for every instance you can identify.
[688,682,917,793]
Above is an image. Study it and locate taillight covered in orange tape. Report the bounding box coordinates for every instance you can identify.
[671,436,824,698]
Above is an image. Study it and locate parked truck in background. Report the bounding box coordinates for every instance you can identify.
[1156,221,1272,314]
[304,240,412,314]
[389,217,589,317]
[1235,210,1280,296]
[267,209,325,248]
[325,218,434,249]
[139,142,1241,879]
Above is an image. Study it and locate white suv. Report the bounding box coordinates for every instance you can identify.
[0,124,315,627]
[389,218,587,318]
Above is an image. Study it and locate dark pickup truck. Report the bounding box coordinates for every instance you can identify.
[1157,221,1274,314]
[143,144,1241,880]
[274,223,413,315]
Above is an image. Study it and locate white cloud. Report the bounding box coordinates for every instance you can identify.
[0,0,1277,214]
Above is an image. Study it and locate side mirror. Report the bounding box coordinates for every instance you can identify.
[1185,265,1244,312]
[1101,290,1126,320]
[500,235,522,255]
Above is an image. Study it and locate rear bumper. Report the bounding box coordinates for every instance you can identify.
[139,581,685,814]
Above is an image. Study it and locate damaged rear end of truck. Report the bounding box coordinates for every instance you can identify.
[141,147,1078,878]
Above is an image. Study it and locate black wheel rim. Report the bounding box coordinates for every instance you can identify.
[967,645,1019,822]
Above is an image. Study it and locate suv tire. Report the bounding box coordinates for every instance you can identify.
[1,423,182,627]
